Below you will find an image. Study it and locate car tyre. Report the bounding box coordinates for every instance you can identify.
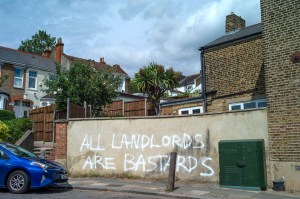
[7,170,30,194]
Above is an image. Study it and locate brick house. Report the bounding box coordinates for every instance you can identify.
[200,13,266,113]
[199,5,300,191]
[161,13,265,116]
[47,38,130,93]
[261,0,300,191]
[0,46,56,117]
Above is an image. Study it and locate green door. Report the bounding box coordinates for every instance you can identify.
[219,140,266,190]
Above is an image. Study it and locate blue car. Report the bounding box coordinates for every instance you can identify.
[0,142,68,194]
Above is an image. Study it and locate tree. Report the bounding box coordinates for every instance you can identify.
[43,62,122,116]
[132,62,181,115]
[18,30,56,55]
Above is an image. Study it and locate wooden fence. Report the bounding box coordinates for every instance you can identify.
[102,99,155,117]
[30,99,154,143]
[30,103,91,143]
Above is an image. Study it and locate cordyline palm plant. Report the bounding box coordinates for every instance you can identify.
[133,62,181,115]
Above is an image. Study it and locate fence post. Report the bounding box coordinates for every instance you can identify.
[52,109,56,143]
[84,101,87,118]
[43,107,46,144]
[167,152,177,191]
[144,98,147,116]
[122,99,125,116]
[67,98,70,120]
[89,105,92,117]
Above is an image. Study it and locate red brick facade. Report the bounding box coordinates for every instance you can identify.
[55,121,68,160]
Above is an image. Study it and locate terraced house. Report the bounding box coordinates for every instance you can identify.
[47,38,130,94]
[0,46,56,118]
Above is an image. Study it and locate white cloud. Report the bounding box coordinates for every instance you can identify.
[0,0,261,77]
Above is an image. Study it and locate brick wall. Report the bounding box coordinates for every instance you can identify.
[261,0,300,161]
[55,121,68,160]
[204,37,265,112]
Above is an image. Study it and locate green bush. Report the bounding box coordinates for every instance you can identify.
[5,118,33,144]
[0,121,10,141]
[0,110,15,121]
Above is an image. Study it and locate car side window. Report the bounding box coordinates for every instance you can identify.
[0,150,4,159]
[0,150,9,159]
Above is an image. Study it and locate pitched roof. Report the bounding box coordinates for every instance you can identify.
[63,53,128,76]
[160,96,203,107]
[0,46,56,72]
[200,23,262,50]
[179,73,200,87]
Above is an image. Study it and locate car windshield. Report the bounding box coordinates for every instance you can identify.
[1,143,36,158]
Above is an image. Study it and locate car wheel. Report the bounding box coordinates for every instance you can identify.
[7,170,30,194]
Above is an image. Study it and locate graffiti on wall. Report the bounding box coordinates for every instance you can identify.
[80,133,214,177]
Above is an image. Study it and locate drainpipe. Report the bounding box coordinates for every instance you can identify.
[200,48,207,113]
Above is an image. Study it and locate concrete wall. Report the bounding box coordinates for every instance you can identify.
[67,109,268,183]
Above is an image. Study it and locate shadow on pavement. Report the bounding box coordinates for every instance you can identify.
[0,184,73,195]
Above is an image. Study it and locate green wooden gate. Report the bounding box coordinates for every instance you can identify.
[219,139,267,190]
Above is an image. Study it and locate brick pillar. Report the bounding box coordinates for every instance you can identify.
[55,120,68,166]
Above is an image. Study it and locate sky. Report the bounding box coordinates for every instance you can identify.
[0,0,261,77]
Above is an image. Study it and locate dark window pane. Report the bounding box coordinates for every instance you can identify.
[258,101,267,108]
[244,102,256,109]
[231,105,241,110]
[192,109,201,114]
[181,110,189,115]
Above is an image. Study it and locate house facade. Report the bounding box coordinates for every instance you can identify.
[47,38,130,94]
[200,13,265,113]
[160,13,264,116]
[178,73,201,93]
[0,46,56,117]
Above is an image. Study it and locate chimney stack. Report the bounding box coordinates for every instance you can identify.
[100,57,106,64]
[55,37,64,64]
[226,12,245,33]
[42,46,51,58]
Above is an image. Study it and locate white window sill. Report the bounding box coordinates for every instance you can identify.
[13,86,24,89]
[28,88,38,91]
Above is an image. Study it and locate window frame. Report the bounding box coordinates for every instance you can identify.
[13,67,24,88]
[229,99,267,111]
[28,70,38,90]
[178,106,203,115]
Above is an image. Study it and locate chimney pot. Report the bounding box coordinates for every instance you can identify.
[42,46,51,58]
[100,57,106,64]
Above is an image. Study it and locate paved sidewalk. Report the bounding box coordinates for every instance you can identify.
[67,177,300,199]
